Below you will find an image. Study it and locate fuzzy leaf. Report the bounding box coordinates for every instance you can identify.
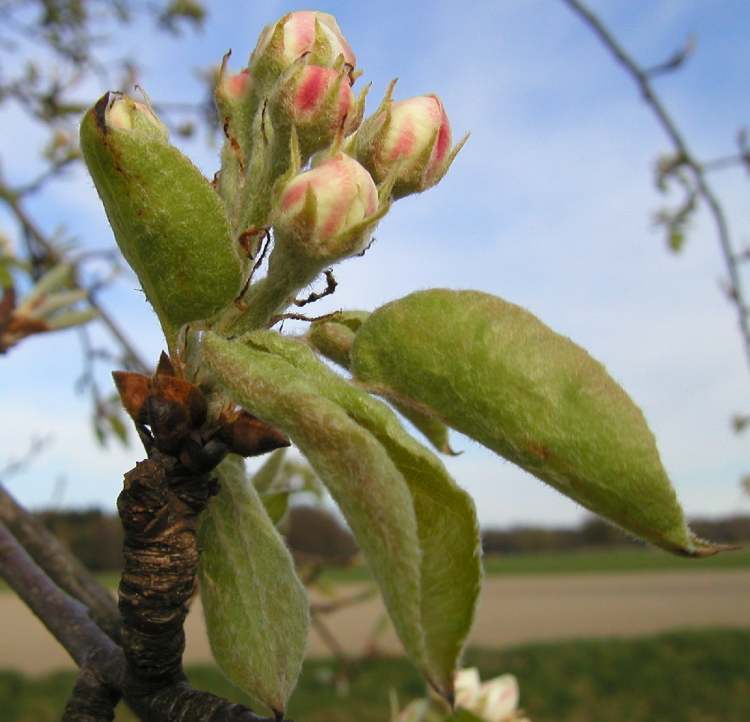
[351,289,725,558]
[204,331,481,699]
[251,448,287,493]
[261,491,289,524]
[307,318,457,455]
[80,95,242,344]
[198,455,308,715]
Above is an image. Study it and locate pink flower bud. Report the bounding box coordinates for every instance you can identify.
[274,153,379,260]
[293,66,351,120]
[269,65,361,162]
[352,90,464,199]
[251,12,356,86]
[217,68,253,102]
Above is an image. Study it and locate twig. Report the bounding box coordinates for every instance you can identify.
[702,152,750,173]
[0,483,121,641]
[293,270,337,307]
[0,519,274,721]
[642,35,695,78]
[0,435,52,480]
[0,474,282,721]
[561,0,750,372]
[270,310,342,326]
[0,522,120,668]
[62,660,121,722]
[0,181,149,372]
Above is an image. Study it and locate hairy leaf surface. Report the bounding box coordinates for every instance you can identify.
[199,455,308,715]
[80,98,242,343]
[204,331,481,698]
[350,289,723,557]
[308,318,457,455]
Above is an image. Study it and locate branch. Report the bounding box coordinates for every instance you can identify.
[0,482,121,641]
[561,0,750,372]
[115,448,282,721]
[0,181,149,372]
[0,522,121,668]
[63,658,121,722]
[0,519,274,721]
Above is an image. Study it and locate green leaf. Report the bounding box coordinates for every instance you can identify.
[251,448,287,493]
[260,491,289,525]
[203,331,481,699]
[307,318,458,455]
[107,412,129,446]
[198,455,308,715]
[350,288,725,558]
[307,319,356,368]
[447,711,486,722]
[0,262,13,289]
[669,229,685,253]
[80,94,242,346]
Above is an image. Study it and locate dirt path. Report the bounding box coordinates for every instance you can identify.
[2,570,748,675]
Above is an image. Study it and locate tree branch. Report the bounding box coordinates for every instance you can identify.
[0,521,121,668]
[63,658,121,722]
[0,482,282,721]
[561,0,750,372]
[0,482,121,641]
[0,181,149,373]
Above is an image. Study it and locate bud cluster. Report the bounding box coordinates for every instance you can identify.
[81,9,466,340]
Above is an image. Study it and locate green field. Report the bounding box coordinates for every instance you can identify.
[2,545,746,594]
[1,629,748,722]
[319,545,750,583]
[480,544,750,575]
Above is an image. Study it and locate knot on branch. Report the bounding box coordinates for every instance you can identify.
[114,351,290,705]
[62,656,121,722]
[113,351,289,471]
[118,450,214,693]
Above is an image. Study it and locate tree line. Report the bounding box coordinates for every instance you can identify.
[35,506,750,572]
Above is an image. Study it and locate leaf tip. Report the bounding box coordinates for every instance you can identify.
[682,533,742,558]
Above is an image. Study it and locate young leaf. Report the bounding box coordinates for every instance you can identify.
[251,447,287,493]
[80,93,243,345]
[198,455,308,715]
[260,490,289,524]
[204,331,481,699]
[204,334,423,675]
[307,318,458,455]
[350,288,726,557]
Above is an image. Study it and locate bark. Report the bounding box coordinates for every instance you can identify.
[0,483,120,641]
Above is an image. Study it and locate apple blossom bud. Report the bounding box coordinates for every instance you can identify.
[351,86,465,199]
[273,152,381,261]
[215,64,255,146]
[214,61,255,168]
[269,64,363,163]
[218,68,253,101]
[455,668,524,722]
[250,11,356,89]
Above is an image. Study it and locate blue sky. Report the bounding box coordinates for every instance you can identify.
[2,1,750,527]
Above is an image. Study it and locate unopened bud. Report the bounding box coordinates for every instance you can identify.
[217,68,253,102]
[250,11,356,89]
[274,152,381,262]
[351,87,465,199]
[269,64,362,163]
